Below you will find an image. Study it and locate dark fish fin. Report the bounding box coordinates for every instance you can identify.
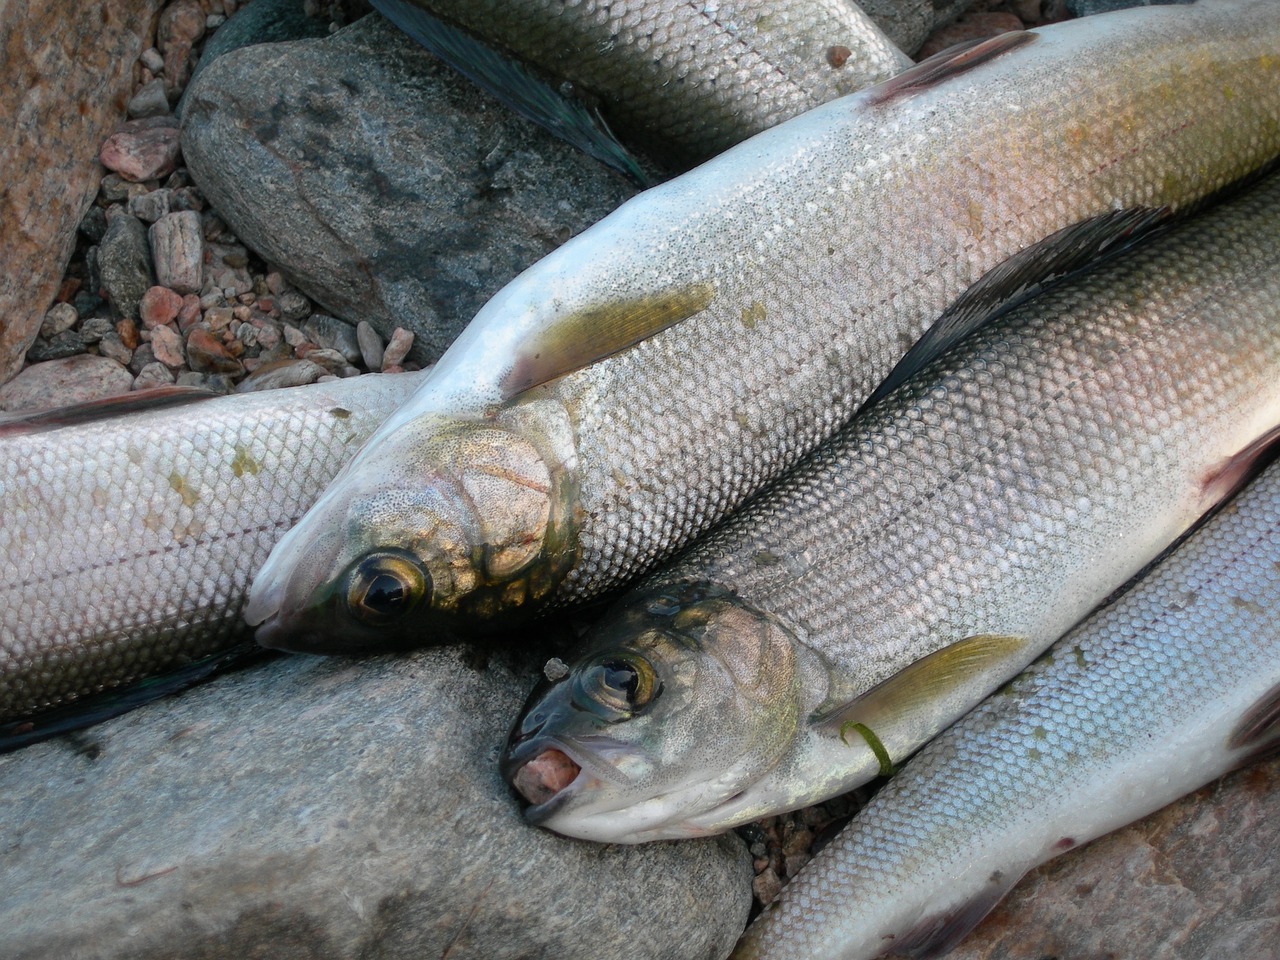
[366,0,651,185]
[868,31,1035,108]
[812,634,1033,771]
[861,206,1169,411]
[0,386,217,436]
[499,283,715,400]
[0,643,269,754]
[1227,681,1280,769]
[1202,425,1280,506]
[883,869,1026,958]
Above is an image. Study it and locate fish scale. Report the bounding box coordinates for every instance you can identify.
[0,373,426,721]
[248,0,1280,654]
[500,167,1280,844]
[391,0,910,163]
[733,460,1280,960]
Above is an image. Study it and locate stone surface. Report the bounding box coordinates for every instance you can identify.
[356,319,385,370]
[948,758,1280,960]
[180,14,637,366]
[0,355,134,411]
[235,357,327,391]
[0,0,166,384]
[39,302,79,339]
[139,285,185,328]
[98,214,156,320]
[180,0,333,116]
[304,314,362,363]
[127,78,173,120]
[99,116,183,182]
[186,326,246,376]
[150,210,205,294]
[917,11,1026,60]
[0,646,751,960]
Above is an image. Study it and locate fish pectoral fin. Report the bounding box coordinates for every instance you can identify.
[499,283,716,399]
[0,385,217,436]
[867,30,1036,107]
[1202,424,1280,507]
[860,207,1170,412]
[811,634,1034,774]
[366,0,651,185]
[886,867,1027,959]
[1227,680,1280,768]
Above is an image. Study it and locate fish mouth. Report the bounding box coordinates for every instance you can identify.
[501,736,606,825]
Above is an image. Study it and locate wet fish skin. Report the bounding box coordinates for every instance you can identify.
[0,372,426,722]
[732,462,1280,960]
[383,0,912,166]
[501,168,1280,843]
[247,0,1280,655]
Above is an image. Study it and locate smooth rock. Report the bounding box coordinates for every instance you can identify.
[180,0,332,117]
[949,758,1280,959]
[186,326,245,376]
[149,210,205,294]
[97,213,155,320]
[79,316,116,344]
[356,319,384,370]
[0,646,750,960]
[39,302,79,339]
[181,15,636,367]
[97,333,134,366]
[128,187,174,223]
[276,289,312,323]
[139,285,184,328]
[127,78,173,119]
[158,0,206,51]
[25,331,86,363]
[303,313,361,363]
[150,324,186,367]
[99,116,183,183]
[132,360,177,389]
[0,0,166,384]
[0,355,133,411]
[381,326,413,369]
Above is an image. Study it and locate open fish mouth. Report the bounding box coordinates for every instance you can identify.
[501,739,602,825]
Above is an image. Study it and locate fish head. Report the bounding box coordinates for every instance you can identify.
[247,402,580,652]
[501,582,805,842]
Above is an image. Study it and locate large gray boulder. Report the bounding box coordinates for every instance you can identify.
[180,14,638,367]
[0,644,751,959]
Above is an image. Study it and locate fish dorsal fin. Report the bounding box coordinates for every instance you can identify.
[499,283,715,400]
[887,868,1027,958]
[366,0,651,185]
[1202,424,1280,507]
[811,634,1033,774]
[1227,681,1280,768]
[867,30,1036,108]
[861,206,1170,411]
[0,386,217,437]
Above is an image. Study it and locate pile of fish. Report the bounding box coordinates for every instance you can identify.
[4,0,1280,957]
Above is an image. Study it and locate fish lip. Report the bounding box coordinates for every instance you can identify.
[502,736,595,823]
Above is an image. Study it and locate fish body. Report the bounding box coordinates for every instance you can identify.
[247,0,1280,655]
[732,462,1280,960]
[372,0,911,167]
[501,169,1280,843]
[0,373,426,723]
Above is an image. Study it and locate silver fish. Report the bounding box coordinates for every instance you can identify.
[246,0,1280,656]
[369,0,911,170]
[500,168,1280,843]
[0,372,426,727]
[731,457,1280,960]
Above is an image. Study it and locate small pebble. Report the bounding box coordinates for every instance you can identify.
[177,294,203,332]
[158,0,206,52]
[304,314,361,363]
[204,306,234,331]
[127,79,172,120]
[40,303,79,339]
[26,331,86,363]
[132,362,176,390]
[128,188,174,223]
[98,174,131,204]
[381,327,414,369]
[79,317,116,345]
[129,343,158,375]
[282,324,308,348]
[186,327,245,376]
[277,290,312,323]
[97,214,154,319]
[140,47,165,73]
[751,868,783,907]
[151,325,186,368]
[356,320,384,370]
[116,319,141,351]
[139,286,184,328]
[78,206,108,243]
[149,211,204,294]
[303,347,350,374]
[0,356,133,412]
[98,333,134,366]
[99,118,182,183]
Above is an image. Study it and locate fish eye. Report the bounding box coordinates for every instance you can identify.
[573,655,660,721]
[343,550,431,625]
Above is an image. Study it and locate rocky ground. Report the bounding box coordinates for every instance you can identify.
[4,1,1273,958]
